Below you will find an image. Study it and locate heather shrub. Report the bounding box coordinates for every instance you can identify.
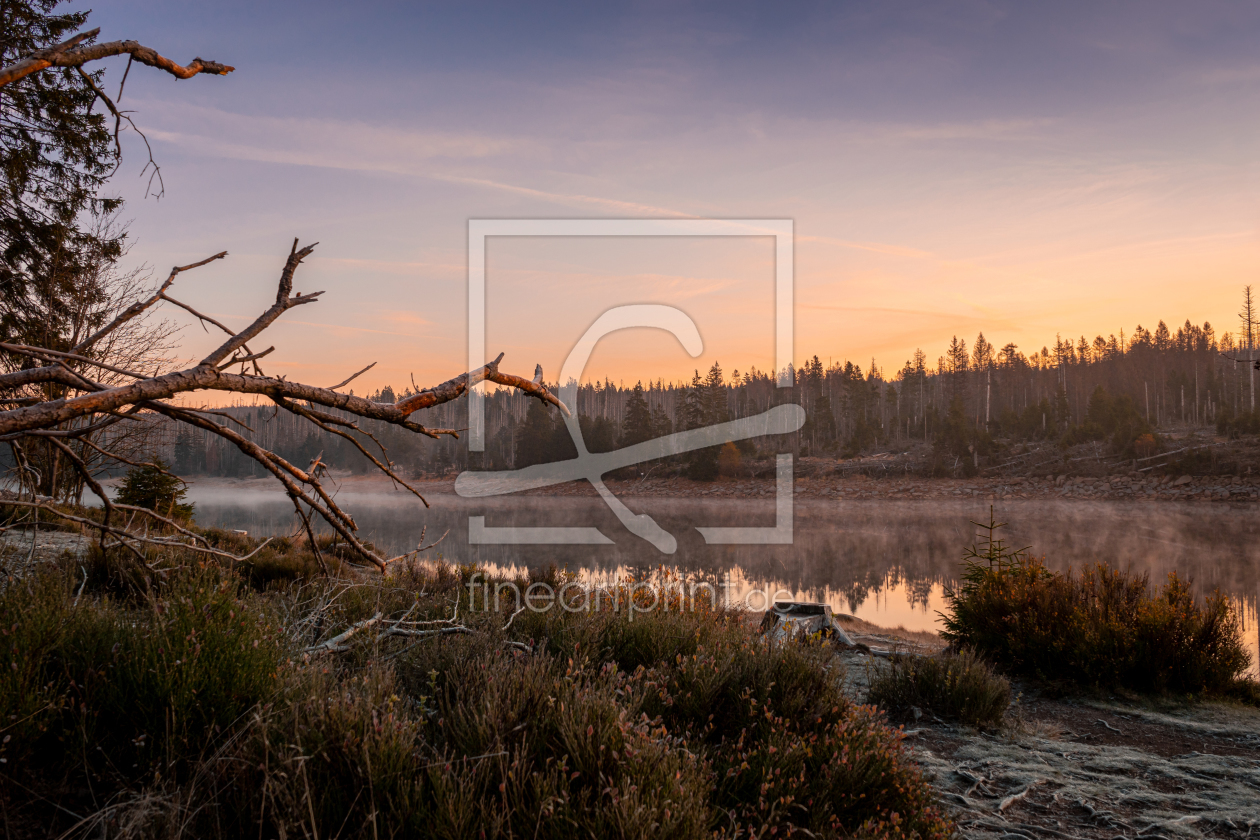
[0,562,284,778]
[941,512,1254,695]
[3,547,951,839]
[868,648,1011,727]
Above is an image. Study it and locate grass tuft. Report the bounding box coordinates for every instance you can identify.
[867,648,1011,728]
[0,562,284,779]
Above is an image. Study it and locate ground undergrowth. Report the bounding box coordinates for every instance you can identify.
[0,523,951,840]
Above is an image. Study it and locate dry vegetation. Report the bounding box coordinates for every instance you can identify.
[0,514,951,840]
[940,513,1258,701]
[867,649,1012,729]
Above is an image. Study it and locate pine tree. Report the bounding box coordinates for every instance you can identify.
[650,405,672,439]
[971,333,994,371]
[514,399,558,467]
[115,459,194,520]
[1154,321,1172,351]
[946,336,969,402]
[679,369,705,431]
[620,382,653,446]
[173,428,205,474]
[1,1,124,341]
[702,361,728,425]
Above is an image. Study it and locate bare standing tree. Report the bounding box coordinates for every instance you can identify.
[1,216,181,503]
[1240,285,1256,412]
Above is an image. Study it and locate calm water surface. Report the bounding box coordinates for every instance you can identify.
[187,483,1260,673]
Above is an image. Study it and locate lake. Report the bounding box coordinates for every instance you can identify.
[186,480,1260,674]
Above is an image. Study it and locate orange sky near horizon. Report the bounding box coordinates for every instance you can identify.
[94,2,1260,401]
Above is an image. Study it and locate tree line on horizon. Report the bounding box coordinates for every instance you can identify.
[134,292,1260,482]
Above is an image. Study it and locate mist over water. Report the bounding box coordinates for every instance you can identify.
[185,482,1260,673]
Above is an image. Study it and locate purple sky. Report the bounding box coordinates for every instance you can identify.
[82,1,1260,391]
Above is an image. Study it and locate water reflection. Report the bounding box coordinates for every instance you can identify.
[188,485,1260,675]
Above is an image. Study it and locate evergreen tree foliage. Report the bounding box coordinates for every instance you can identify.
[620,382,653,447]
[513,399,576,468]
[0,1,124,342]
[678,369,706,431]
[115,459,194,519]
[173,428,206,474]
[933,397,993,476]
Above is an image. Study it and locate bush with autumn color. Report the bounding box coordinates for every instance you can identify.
[941,513,1253,696]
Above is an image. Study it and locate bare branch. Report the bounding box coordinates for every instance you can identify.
[0,365,86,393]
[177,407,254,432]
[218,347,274,370]
[0,406,143,442]
[76,436,185,477]
[398,352,570,417]
[2,500,274,564]
[379,526,450,567]
[43,436,114,543]
[305,612,382,654]
[160,293,236,337]
[73,252,227,353]
[272,397,430,507]
[0,355,563,436]
[198,242,321,366]
[0,342,148,380]
[501,606,526,632]
[144,403,390,570]
[418,527,449,553]
[0,29,234,89]
[291,499,329,576]
[329,362,377,391]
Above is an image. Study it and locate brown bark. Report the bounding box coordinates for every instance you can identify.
[0,28,234,89]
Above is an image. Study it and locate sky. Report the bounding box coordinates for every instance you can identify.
[79,0,1260,394]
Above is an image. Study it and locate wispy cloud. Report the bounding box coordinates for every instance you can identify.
[796,233,939,260]
[887,117,1057,142]
[192,310,435,339]
[141,100,692,217]
[142,100,519,164]
[428,173,691,217]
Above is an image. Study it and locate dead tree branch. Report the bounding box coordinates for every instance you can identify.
[0,28,234,89]
[0,240,564,571]
[73,252,227,353]
[3,499,274,565]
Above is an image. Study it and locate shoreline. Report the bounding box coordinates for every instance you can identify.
[178,469,1260,504]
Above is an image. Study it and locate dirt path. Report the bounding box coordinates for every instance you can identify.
[832,618,1260,839]
[907,699,1260,839]
[0,528,90,576]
